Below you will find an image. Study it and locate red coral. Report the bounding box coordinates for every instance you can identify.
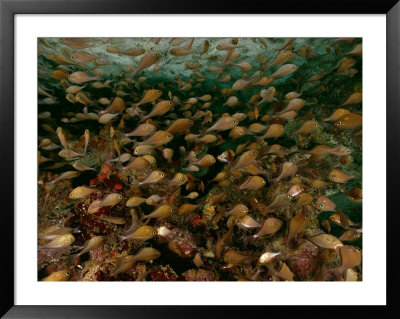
[285,242,318,280]
[150,265,178,281]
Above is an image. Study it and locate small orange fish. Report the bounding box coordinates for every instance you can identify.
[131,52,161,78]
[294,193,313,208]
[273,162,298,182]
[316,196,336,211]
[137,130,173,147]
[141,100,175,122]
[119,47,146,56]
[42,269,71,281]
[287,184,304,197]
[260,124,285,139]
[254,218,283,238]
[334,113,362,129]
[167,118,193,134]
[50,70,69,80]
[267,51,295,68]
[68,72,100,84]
[139,170,165,185]
[338,92,362,107]
[336,245,362,272]
[347,187,362,202]
[279,98,306,114]
[308,233,343,249]
[125,123,156,137]
[326,145,351,156]
[229,126,246,139]
[71,51,101,63]
[293,121,319,135]
[143,205,175,220]
[169,47,195,56]
[75,92,94,106]
[270,64,298,79]
[324,109,351,122]
[230,150,258,171]
[226,204,249,217]
[136,89,163,107]
[122,157,149,170]
[40,234,75,249]
[223,250,251,265]
[223,96,239,107]
[119,225,157,242]
[328,169,356,183]
[236,215,261,229]
[239,176,266,190]
[105,97,126,113]
[169,173,188,186]
[287,212,310,241]
[329,213,358,228]
[201,40,210,56]
[339,229,362,242]
[277,111,297,120]
[190,154,216,167]
[206,117,238,133]
[248,123,267,134]
[336,58,356,74]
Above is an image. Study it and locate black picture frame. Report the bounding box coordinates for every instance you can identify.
[1,0,398,317]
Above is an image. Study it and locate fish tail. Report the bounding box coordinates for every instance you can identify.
[118,235,126,242]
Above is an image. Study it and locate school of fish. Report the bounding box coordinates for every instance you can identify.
[38,37,362,281]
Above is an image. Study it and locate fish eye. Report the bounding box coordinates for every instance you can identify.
[332,174,337,179]
[66,272,70,276]
[227,256,231,261]
[135,150,139,154]
[337,121,342,126]
[313,124,318,127]
[242,208,246,212]
[180,176,183,180]
[334,255,338,259]
[233,121,237,124]
[158,91,162,95]
[119,195,123,199]
[68,238,72,242]
[188,120,192,125]
[263,180,266,183]
[167,135,171,139]
[171,50,175,54]
[152,127,156,130]
[152,231,157,235]
[171,208,175,213]
[304,215,309,219]
[355,234,361,238]
[355,248,361,253]
[319,203,324,208]
[161,173,165,177]
[346,150,351,154]
[287,195,292,199]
